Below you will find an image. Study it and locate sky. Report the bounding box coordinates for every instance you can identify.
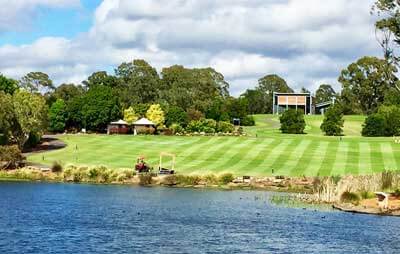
[0,0,381,96]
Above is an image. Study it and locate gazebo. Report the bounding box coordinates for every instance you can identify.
[107,119,130,134]
[133,118,156,134]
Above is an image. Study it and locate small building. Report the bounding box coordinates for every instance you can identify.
[273,92,314,115]
[107,120,130,135]
[133,118,156,134]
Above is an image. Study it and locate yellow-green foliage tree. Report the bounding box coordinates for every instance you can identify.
[146,104,165,127]
[123,107,138,124]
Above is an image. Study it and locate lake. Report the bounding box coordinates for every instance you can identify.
[0,182,399,253]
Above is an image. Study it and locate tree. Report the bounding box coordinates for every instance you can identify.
[54,83,85,102]
[300,87,310,93]
[257,74,294,113]
[115,60,161,106]
[0,91,14,144]
[378,105,400,136]
[83,71,119,89]
[165,106,188,127]
[123,107,138,124]
[362,114,386,137]
[240,89,267,114]
[19,72,54,94]
[320,104,344,136]
[339,56,398,114]
[279,109,306,134]
[80,85,121,131]
[48,99,67,133]
[146,104,165,128]
[0,74,18,94]
[315,84,336,104]
[161,65,229,112]
[12,90,48,148]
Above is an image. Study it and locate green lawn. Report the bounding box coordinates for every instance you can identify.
[29,115,400,177]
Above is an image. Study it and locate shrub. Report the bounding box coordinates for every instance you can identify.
[340,191,360,204]
[175,175,201,185]
[166,106,188,127]
[51,161,63,173]
[320,104,344,136]
[24,132,41,149]
[241,115,255,126]
[0,145,24,170]
[187,108,204,121]
[279,109,306,134]
[381,170,394,190]
[72,168,85,182]
[204,174,219,185]
[219,173,234,185]
[378,105,400,136]
[362,114,386,137]
[217,121,234,133]
[360,190,375,200]
[170,123,184,134]
[187,119,217,133]
[161,175,177,186]
[139,173,153,185]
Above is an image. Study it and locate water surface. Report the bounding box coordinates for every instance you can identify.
[0,182,399,253]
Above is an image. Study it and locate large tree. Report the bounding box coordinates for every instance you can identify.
[0,91,15,143]
[161,65,229,112]
[240,89,267,114]
[48,99,67,133]
[0,74,18,95]
[257,74,294,113]
[338,56,398,114]
[80,85,121,131]
[12,90,48,148]
[315,84,336,104]
[115,59,161,106]
[19,72,54,94]
[83,71,119,89]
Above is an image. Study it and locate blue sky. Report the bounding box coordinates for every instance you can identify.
[0,0,101,46]
[0,0,381,95]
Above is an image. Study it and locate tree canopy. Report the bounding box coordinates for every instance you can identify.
[315,84,336,104]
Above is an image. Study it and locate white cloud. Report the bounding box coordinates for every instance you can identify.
[0,0,382,96]
[0,0,80,32]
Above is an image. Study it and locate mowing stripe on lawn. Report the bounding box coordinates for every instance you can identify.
[184,137,238,171]
[381,143,397,171]
[290,140,319,176]
[278,140,312,176]
[303,141,329,176]
[370,142,385,173]
[345,141,359,175]
[208,138,260,174]
[272,139,303,175]
[239,139,282,176]
[358,143,372,175]
[178,137,222,165]
[317,141,339,176]
[331,142,348,176]
[260,139,294,175]
[227,138,273,173]
[391,143,400,170]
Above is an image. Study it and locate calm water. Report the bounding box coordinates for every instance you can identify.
[0,182,399,253]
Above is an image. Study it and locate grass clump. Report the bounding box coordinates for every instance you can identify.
[218,173,234,185]
[175,175,201,186]
[340,191,360,204]
[51,161,63,173]
[139,173,153,185]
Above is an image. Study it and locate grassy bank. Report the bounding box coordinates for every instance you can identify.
[28,114,400,177]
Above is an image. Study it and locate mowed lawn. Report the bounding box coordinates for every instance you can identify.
[29,115,400,177]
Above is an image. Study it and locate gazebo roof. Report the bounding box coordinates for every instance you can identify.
[110,119,128,125]
[133,118,155,126]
